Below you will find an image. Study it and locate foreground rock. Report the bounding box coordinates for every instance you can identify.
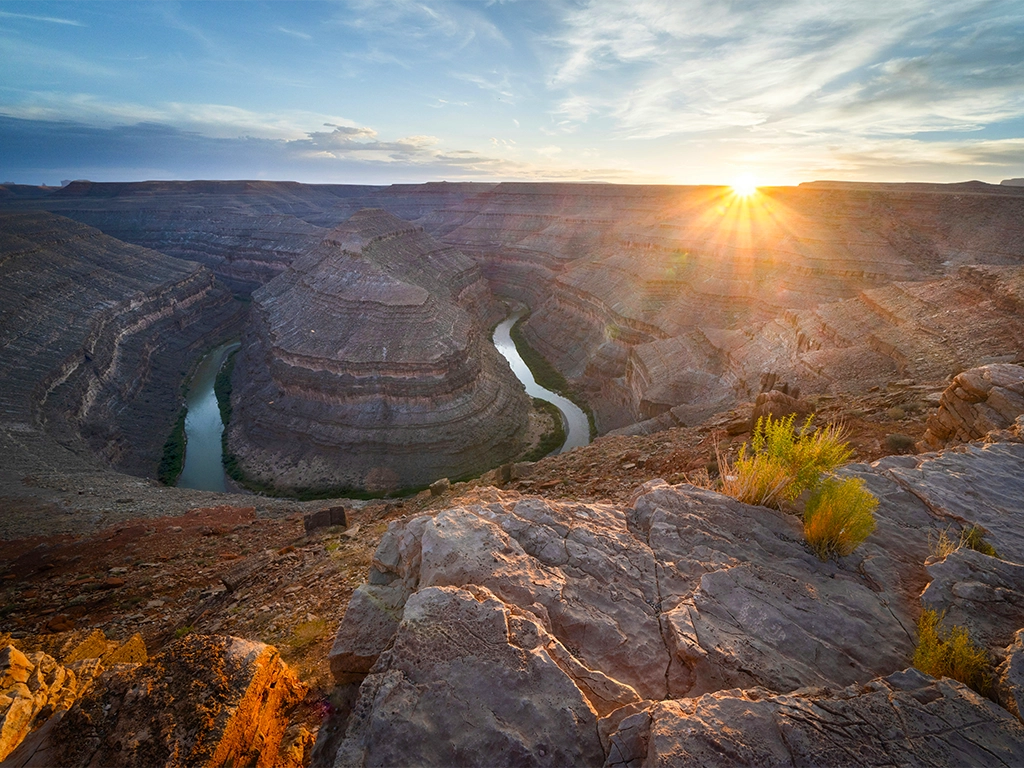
[919,363,1024,451]
[4,634,309,768]
[228,208,530,493]
[606,669,1024,767]
[321,436,1024,766]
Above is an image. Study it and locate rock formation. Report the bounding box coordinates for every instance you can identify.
[226,209,530,492]
[919,363,1024,450]
[322,433,1024,766]
[0,211,243,480]
[3,634,309,768]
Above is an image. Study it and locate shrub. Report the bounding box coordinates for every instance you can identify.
[885,433,917,454]
[803,477,878,560]
[929,525,999,561]
[718,414,852,508]
[962,525,999,558]
[913,609,991,695]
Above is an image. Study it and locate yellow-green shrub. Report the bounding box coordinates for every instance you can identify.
[719,414,853,508]
[803,477,878,560]
[913,609,991,695]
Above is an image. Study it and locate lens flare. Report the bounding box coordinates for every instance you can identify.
[731,174,758,197]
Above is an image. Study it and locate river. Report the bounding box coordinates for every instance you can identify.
[492,312,591,454]
[176,341,239,492]
[176,315,588,491]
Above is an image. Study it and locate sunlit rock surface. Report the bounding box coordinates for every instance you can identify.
[227,209,530,492]
[323,437,1024,767]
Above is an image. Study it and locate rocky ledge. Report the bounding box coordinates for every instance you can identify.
[321,432,1024,766]
[227,209,530,493]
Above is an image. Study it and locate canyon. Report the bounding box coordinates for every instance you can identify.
[2,179,1024,766]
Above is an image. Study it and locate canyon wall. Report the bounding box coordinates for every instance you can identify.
[0,211,244,480]
[5,180,1023,438]
[431,182,1024,430]
[226,209,530,493]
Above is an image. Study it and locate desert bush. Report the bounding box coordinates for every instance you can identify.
[929,525,999,560]
[913,609,991,695]
[886,406,906,420]
[718,414,852,508]
[962,525,999,558]
[885,433,917,454]
[803,476,878,560]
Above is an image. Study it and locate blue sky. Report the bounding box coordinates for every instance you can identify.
[2,0,1023,185]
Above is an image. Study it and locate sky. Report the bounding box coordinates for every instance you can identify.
[2,0,1024,186]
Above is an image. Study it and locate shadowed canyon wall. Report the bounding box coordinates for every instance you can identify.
[0,211,244,480]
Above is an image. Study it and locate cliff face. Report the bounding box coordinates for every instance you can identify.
[0,211,243,479]
[431,182,1024,430]
[0,181,494,293]
[226,209,529,493]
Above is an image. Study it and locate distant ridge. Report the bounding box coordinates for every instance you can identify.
[801,179,1024,194]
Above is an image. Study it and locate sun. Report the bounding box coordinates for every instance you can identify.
[731,173,758,198]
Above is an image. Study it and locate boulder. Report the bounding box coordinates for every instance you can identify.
[5,635,307,768]
[334,586,607,768]
[604,669,1024,767]
[750,389,809,429]
[919,364,1024,451]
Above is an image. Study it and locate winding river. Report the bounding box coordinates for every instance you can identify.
[176,341,239,492]
[176,313,589,491]
[492,312,591,454]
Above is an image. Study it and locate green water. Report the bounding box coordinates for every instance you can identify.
[176,341,239,492]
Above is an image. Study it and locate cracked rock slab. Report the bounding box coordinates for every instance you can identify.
[604,668,1024,767]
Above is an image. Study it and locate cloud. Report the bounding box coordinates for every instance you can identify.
[0,115,638,184]
[277,26,312,40]
[330,0,509,56]
[0,10,85,26]
[548,0,1024,144]
[0,95,360,140]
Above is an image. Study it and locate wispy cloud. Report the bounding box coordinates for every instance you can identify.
[549,0,1024,144]
[277,26,312,40]
[331,0,509,55]
[0,10,85,26]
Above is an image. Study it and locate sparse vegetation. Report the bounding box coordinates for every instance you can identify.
[520,398,566,462]
[284,618,329,653]
[175,625,195,639]
[158,407,188,485]
[885,433,917,454]
[718,414,877,560]
[913,609,991,695]
[718,414,852,508]
[931,525,999,560]
[803,477,878,560]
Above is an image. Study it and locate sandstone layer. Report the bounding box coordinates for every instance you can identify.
[227,209,530,492]
[0,211,244,481]
[322,435,1024,766]
[919,363,1024,450]
[432,182,1024,431]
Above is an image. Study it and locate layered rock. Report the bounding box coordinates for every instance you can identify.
[4,634,309,768]
[323,436,1024,766]
[0,180,493,292]
[227,209,530,492]
[919,363,1024,450]
[434,182,1024,430]
[605,670,1024,767]
[0,211,243,479]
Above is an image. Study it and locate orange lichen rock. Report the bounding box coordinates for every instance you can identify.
[5,635,308,768]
